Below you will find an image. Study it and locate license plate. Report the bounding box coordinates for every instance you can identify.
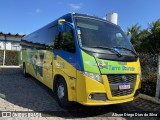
[119,83,130,90]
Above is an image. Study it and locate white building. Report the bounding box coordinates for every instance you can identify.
[0,32,25,51]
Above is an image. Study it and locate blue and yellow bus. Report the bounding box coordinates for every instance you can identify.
[21,13,141,108]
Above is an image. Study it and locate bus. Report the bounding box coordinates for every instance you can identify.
[21,13,141,108]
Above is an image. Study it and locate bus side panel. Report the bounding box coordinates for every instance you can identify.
[43,51,54,89]
[28,50,39,78]
[53,55,77,101]
[22,49,28,72]
[22,49,43,81]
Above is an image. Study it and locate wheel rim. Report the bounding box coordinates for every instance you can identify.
[57,84,64,99]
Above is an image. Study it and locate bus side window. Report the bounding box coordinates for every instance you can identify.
[55,25,76,53]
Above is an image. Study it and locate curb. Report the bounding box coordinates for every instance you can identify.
[0,66,20,68]
[139,93,160,104]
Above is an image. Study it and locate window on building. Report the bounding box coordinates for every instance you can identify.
[11,43,20,51]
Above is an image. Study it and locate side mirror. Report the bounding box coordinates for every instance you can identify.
[58,19,66,32]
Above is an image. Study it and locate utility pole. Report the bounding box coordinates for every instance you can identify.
[156,55,160,99]
[3,34,6,66]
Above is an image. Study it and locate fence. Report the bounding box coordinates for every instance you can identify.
[156,56,160,98]
[0,50,19,66]
[0,50,3,65]
[138,53,160,98]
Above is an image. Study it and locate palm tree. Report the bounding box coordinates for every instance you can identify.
[127,23,141,44]
[127,24,141,52]
[149,19,160,34]
[134,29,150,52]
[148,19,160,53]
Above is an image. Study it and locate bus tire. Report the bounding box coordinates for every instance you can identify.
[56,77,71,108]
[23,63,28,77]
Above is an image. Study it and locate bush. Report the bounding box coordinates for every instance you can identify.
[0,50,4,65]
[138,53,157,97]
[140,74,157,97]
[5,50,19,65]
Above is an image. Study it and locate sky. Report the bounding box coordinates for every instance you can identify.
[0,0,160,35]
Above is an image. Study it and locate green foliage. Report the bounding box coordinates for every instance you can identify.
[0,50,4,65]
[127,23,141,44]
[138,53,157,97]
[128,19,160,97]
[127,19,160,53]
[0,50,19,65]
[141,74,157,97]
[5,50,19,65]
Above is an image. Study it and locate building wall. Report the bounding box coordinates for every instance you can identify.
[0,36,5,39]
[0,41,4,49]
[0,33,23,51]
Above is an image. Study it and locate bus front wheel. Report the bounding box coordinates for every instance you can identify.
[56,77,71,108]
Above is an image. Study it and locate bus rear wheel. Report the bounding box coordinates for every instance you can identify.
[56,77,71,108]
[23,63,28,77]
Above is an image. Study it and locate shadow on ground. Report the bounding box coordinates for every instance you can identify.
[0,68,145,119]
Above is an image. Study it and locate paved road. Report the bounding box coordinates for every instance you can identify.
[0,67,160,120]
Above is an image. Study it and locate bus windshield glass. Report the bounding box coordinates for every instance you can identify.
[75,17,135,56]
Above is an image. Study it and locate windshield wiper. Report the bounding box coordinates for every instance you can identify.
[89,46,122,57]
[113,46,138,57]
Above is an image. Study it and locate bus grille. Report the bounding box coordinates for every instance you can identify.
[107,74,136,97]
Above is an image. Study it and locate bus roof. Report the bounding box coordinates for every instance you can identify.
[21,13,119,46]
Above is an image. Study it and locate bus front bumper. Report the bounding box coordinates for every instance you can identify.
[80,94,139,106]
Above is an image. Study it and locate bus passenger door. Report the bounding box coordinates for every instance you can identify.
[43,51,54,89]
[54,24,77,100]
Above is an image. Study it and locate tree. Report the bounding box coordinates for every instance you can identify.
[127,24,142,51]
[127,19,160,53]
[147,19,160,53]
[149,19,160,34]
[137,29,150,52]
[127,23,141,44]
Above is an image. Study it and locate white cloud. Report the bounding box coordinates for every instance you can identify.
[27,9,41,16]
[35,9,41,13]
[103,17,106,20]
[69,3,82,10]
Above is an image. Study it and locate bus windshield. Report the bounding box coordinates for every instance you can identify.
[75,17,135,56]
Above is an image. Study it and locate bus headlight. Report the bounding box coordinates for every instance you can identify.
[81,71,103,84]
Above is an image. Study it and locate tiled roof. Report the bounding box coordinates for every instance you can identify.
[0,32,26,37]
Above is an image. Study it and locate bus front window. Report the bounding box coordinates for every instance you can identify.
[75,17,136,56]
